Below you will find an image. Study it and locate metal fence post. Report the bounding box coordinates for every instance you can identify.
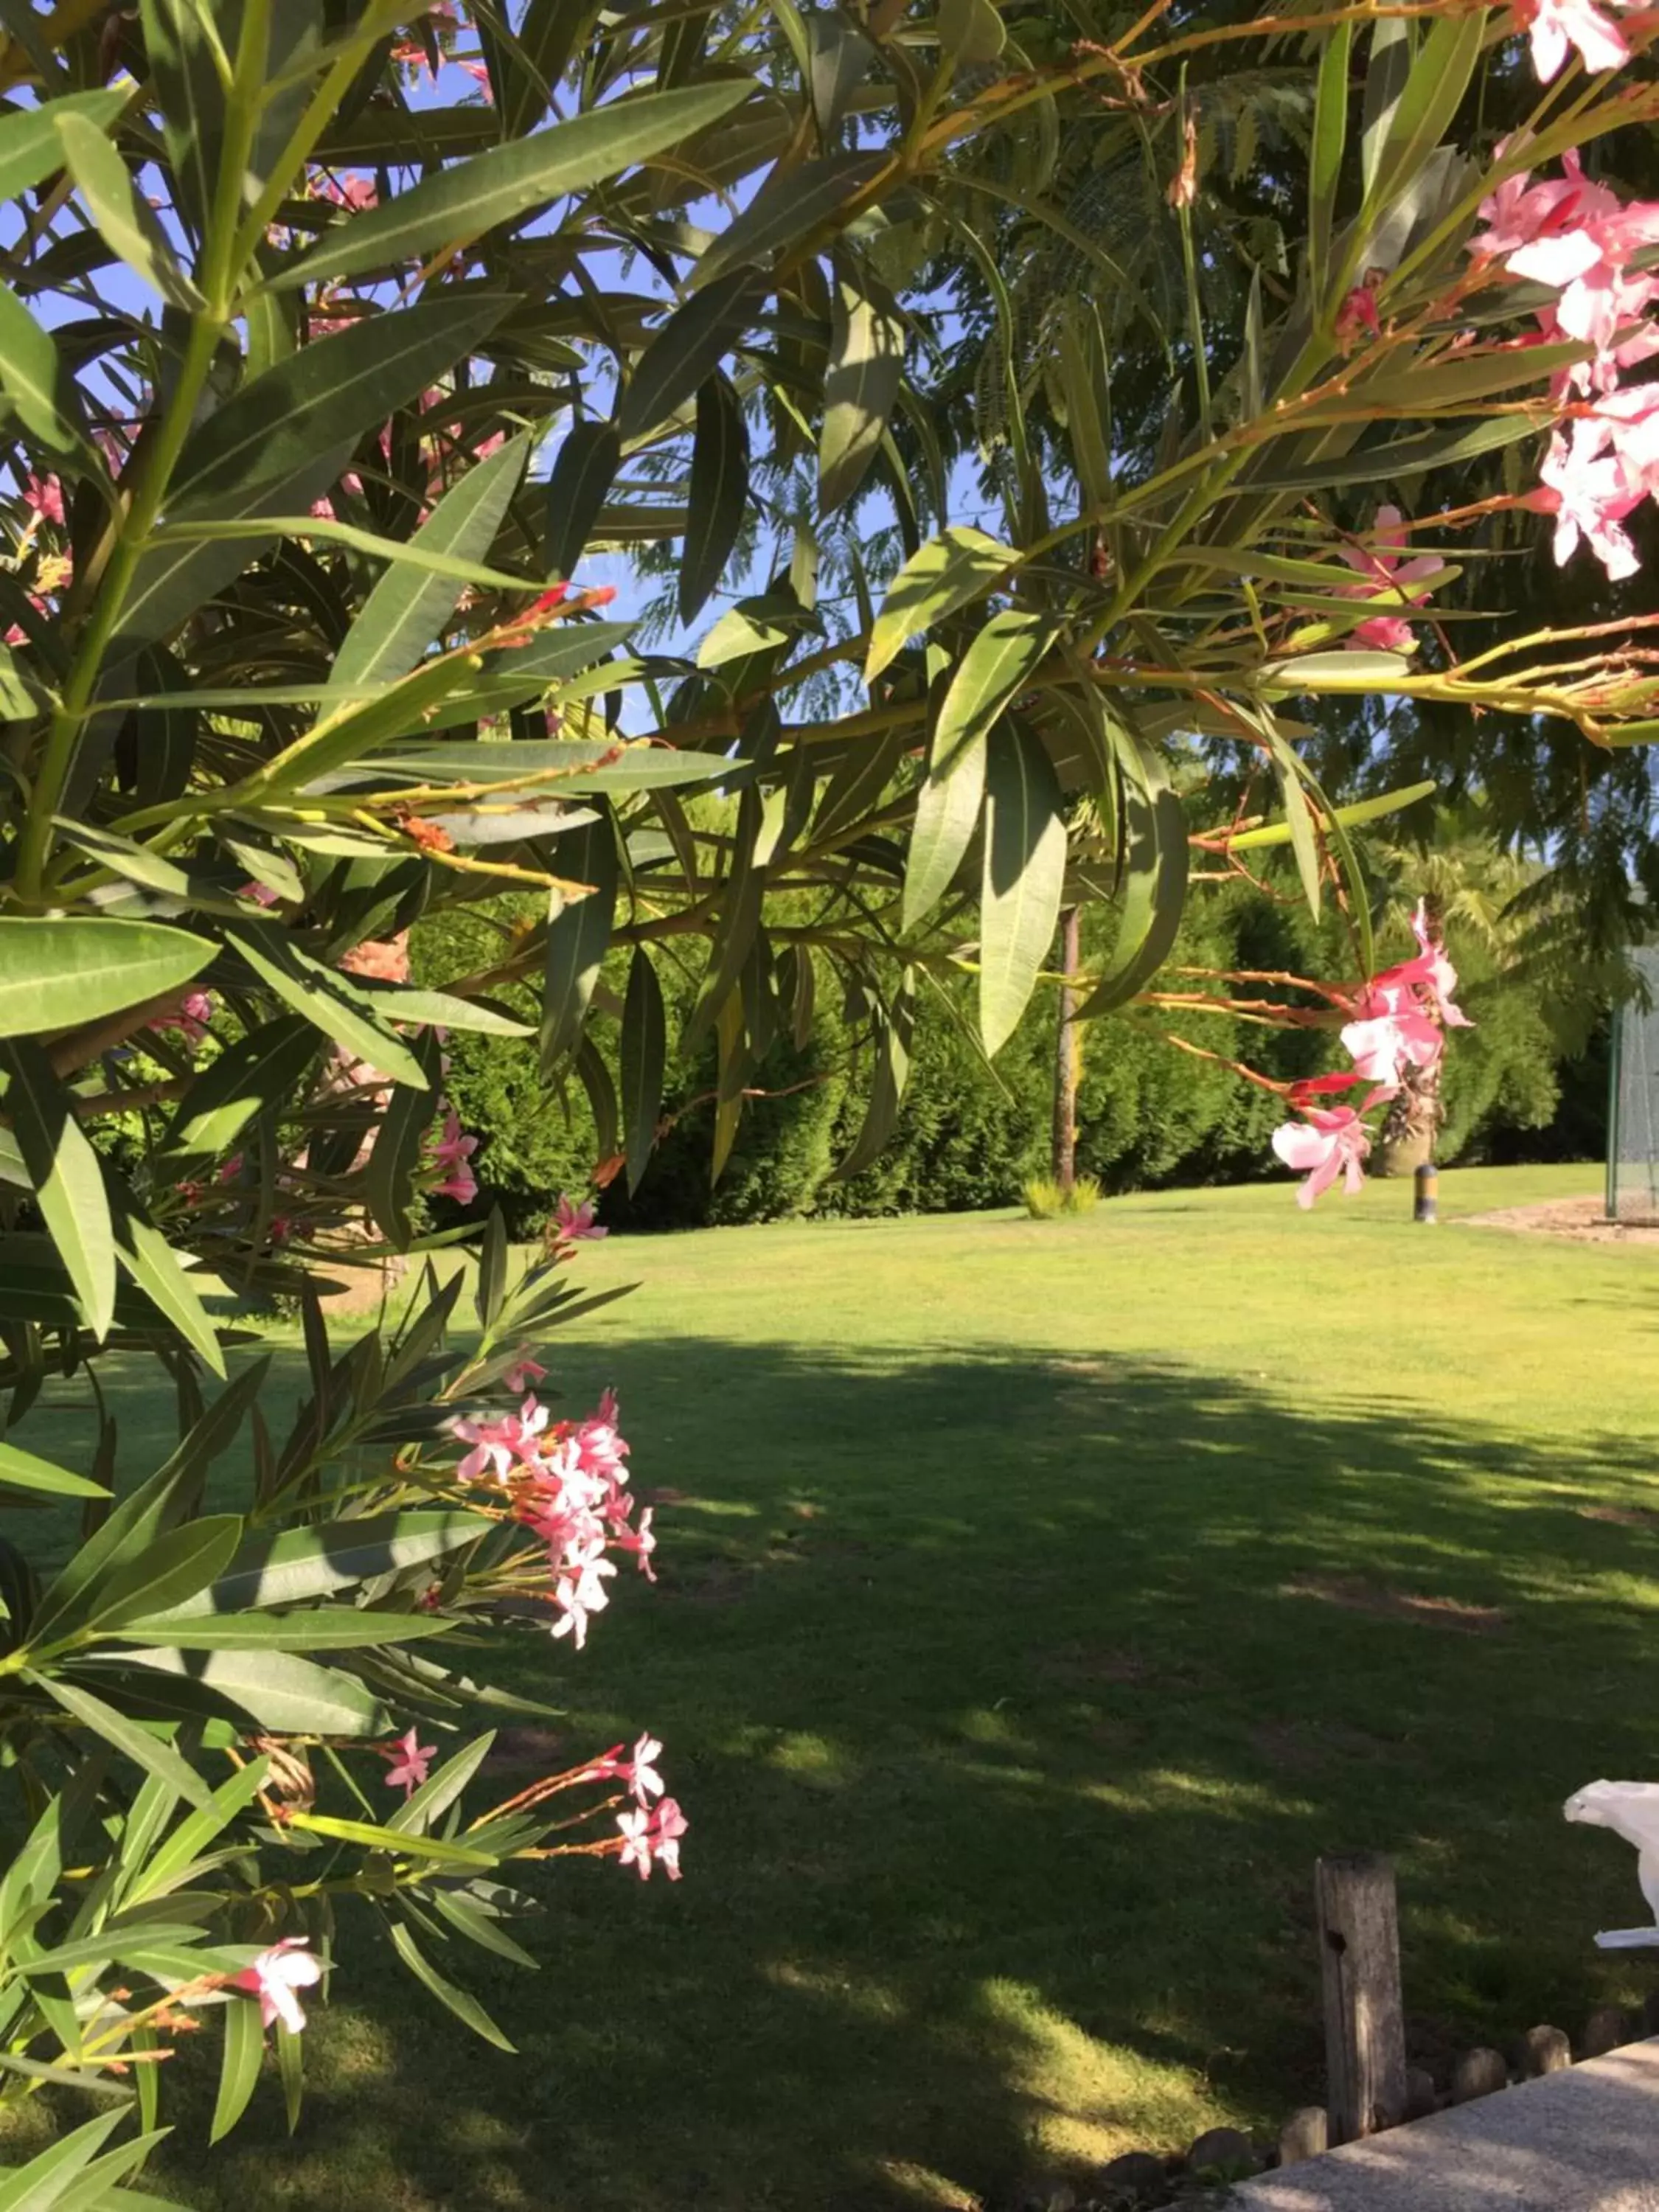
[1413,1161,1437,1223]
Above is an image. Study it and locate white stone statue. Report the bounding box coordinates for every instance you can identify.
[1565,1780,1659,1947]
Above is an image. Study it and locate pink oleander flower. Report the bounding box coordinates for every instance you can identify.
[1334,282,1381,349]
[1282,909,1472,1208]
[651,1797,688,1879]
[318,170,378,209]
[617,1795,687,1880]
[434,1160,477,1205]
[1334,507,1443,655]
[92,426,128,479]
[1526,243,1659,366]
[623,1732,665,1804]
[554,1192,606,1242]
[1410,901,1473,1030]
[1349,612,1418,654]
[432,1155,479,1206]
[1593,380,1659,497]
[616,1805,653,1876]
[1545,275,1659,398]
[232,1938,323,2034]
[613,1504,657,1583]
[1341,945,1453,1081]
[23,473,63,526]
[573,1394,628,1487]
[452,1395,550,1484]
[1511,0,1631,80]
[550,1537,616,1649]
[1538,418,1643,580]
[151,990,214,1047]
[521,1391,560,1441]
[1338,910,1472,1086]
[390,6,456,80]
[1472,150,1659,388]
[460,57,494,100]
[502,1351,548,1394]
[3,585,48,650]
[449,1382,650,1640]
[1472,160,1590,262]
[1287,1071,1367,1107]
[237,880,281,908]
[428,1110,479,1205]
[1340,1006,1441,1088]
[384,1726,437,1798]
[1270,1090,1394,1209]
[431,1110,474,1170]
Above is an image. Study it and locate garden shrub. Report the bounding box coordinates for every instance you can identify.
[415,870,1600,1233]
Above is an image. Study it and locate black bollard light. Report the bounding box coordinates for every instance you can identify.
[1413,1161,1438,1224]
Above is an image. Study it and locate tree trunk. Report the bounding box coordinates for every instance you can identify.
[1052,905,1082,1191]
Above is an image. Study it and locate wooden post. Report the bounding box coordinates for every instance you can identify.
[1279,2109,1329,2167]
[1450,2048,1508,2104]
[1317,1853,1408,2145]
[1517,2025,1571,2079]
[1404,2066,1438,2119]
[1583,2006,1629,2058]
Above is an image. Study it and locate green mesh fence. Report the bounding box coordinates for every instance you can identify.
[1608,952,1659,1223]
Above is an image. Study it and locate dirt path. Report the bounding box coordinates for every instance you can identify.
[1455,1192,1659,1244]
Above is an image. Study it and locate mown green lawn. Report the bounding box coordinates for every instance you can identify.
[32,1163,1659,2210]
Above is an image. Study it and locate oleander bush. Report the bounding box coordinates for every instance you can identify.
[0,0,1654,2199]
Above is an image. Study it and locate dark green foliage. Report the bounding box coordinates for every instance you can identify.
[1439,942,1564,1164]
[420,879,1594,1234]
[827,1005,1046,1217]
[410,899,593,1235]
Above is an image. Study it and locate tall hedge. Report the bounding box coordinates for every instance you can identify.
[419,880,1596,1237]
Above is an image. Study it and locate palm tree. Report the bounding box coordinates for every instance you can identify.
[1367,803,1541,1173]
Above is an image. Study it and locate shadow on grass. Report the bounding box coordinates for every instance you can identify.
[82,1339,1659,2211]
